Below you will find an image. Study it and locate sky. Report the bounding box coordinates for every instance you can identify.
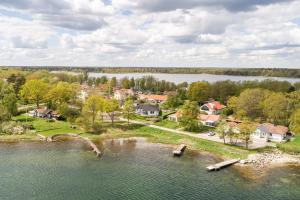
[0,0,300,68]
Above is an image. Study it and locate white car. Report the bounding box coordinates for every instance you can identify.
[208,131,215,136]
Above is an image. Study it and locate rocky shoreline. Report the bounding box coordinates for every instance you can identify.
[239,149,300,169]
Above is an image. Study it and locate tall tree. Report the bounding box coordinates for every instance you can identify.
[263,93,289,125]
[237,121,256,149]
[187,82,210,102]
[123,99,135,126]
[290,108,300,135]
[236,88,270,120]
[83,95,104,125]
[179,101,199,132]
[47,82,77,107]
[19,80,48,108]
[104,99,119,127]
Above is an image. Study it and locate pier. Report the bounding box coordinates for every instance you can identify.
[207,159,240,171]
[173,144,186,156]
[38,133,102,157]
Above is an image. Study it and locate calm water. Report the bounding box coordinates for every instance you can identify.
[0,138,299,200]
[89,73,300,84]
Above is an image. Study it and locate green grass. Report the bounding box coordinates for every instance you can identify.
[12,114,83,136]
[96,124,253,159]
[154,120,180,129]
[5,114,254,159]
[277,135,300,154]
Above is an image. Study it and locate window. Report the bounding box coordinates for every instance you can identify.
[150,111,155,114]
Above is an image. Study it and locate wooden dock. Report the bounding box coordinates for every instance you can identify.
[38,133,102,157]
[173,144,186,156]
[207,159,240,171]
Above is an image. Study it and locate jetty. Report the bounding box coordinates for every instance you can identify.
[173,144,186,156]
[38,133,102,157]
[207,158,240,171]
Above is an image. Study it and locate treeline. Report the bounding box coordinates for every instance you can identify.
[2,66,300,78]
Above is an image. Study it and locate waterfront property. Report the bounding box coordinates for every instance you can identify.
[252,123,290,142]
[200,100,225,115]
[31,108,60,120]
[136,104,160,117]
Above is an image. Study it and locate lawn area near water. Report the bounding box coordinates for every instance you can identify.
[12,114,84,136]
[7,114,254,159]
[278,135,300,154]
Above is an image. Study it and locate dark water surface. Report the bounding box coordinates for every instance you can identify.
[0,139,299,200]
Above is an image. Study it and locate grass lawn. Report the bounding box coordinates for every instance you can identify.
[12,114,84,136]
[96,123,253,159]
[154,120,180,129]
[5,114,253,159]
[277,135,300,154]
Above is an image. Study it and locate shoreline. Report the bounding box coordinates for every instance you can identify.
[1,134,299,172]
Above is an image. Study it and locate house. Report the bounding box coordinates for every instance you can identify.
[138,94,168,104]
[168,111,221,127]
[114,89,134,100]
[168,111,182,122]
[200,100,225,115]
[136,104,160,117]
[33,108,60,119]
[252,123,289,142]
[198,114,221,127]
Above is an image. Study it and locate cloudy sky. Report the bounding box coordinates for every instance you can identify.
[0,0,300,68]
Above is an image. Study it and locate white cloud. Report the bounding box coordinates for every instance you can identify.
[0,0,299,67]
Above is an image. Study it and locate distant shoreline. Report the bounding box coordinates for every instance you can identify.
[1,66,300,78]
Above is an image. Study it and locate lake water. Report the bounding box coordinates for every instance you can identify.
[89,73,300,84]
[0,138,299,200]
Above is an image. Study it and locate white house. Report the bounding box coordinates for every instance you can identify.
[114,89,134,100]
[252,123,289,142]
[200,100,225,115]
[136,104,160,117]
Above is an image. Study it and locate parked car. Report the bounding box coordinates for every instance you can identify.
[208,131,215,136]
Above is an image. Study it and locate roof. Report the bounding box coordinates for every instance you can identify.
[35,108,52,114]
[136,104,160,112]
[139,94,168,101]
[258,123,288,135]
[115,89,134,95]
[202,100,225,111]
[198,114,221,122]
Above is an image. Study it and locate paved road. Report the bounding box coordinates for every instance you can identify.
[119,117,267,149]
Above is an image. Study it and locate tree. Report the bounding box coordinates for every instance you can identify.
[164,95,182,110]
[210,80,238,103]
[187,82,210,102]
[290,108,300,135]
[215,121,230,144]
[235,88,270,120]
[0,80,18,120]
[121,77,130,89]
[47,82,77,107]
[237,121,256,149]
[20,80,48,108]
[83,95,104,126]
[123,99,135,126]
[179,101,199,132]
[104,99,119,127]
[7,73,26,95]
[263,93,289,125]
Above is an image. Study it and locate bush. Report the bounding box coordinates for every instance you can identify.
[92,122,103,134]
[1,121,27,135]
